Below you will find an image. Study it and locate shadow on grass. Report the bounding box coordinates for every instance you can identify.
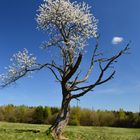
[0,128,40,133]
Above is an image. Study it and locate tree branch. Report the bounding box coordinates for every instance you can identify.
[70,44,130,98]
[0,62,63,88]
[63,53,82,83]
[71,42,99,85]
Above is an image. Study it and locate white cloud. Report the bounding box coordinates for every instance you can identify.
[112,37,123,45]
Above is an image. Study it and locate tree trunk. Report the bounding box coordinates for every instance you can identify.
[50,93,71,140]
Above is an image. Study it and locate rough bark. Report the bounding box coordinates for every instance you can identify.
[50,93,71,140]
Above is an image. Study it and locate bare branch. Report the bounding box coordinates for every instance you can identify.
[70,71,115,99]
[69,70,81,89]
[70,43,130,98]
[48,67,61,82]
[71,41,99,85]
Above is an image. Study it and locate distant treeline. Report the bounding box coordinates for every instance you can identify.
[0,105,139,128]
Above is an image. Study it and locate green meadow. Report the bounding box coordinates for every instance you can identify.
[0,122,140,140]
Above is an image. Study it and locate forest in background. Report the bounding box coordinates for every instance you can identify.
[0,104,139,128]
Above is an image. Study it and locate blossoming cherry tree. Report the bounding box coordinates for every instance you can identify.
[0,0,129,139]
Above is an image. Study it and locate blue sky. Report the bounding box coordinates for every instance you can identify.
[0,0,140,112]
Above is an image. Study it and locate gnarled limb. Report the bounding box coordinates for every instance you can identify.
[70,45,130,99]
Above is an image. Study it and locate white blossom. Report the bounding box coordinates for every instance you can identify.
[0,0,98,87]
[37,0,98,53]
[0,49,36,87]
[11,48,36,68]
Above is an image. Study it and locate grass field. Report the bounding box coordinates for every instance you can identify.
[0,122,140,140]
